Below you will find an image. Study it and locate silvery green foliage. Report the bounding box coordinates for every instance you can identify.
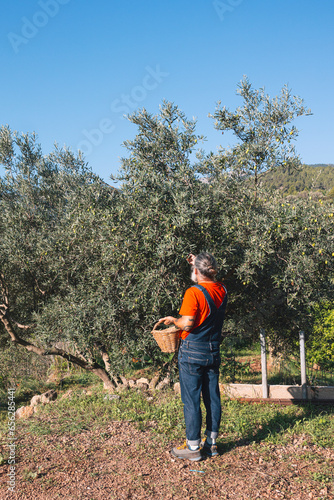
[211,76,312,182]
[0,126,112,366]
[0,86,333,376]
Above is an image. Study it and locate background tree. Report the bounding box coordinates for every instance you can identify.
[109,97,333,361]
[1,81,332,386]
[211,76,312,197]
[258,163,334,198]
[306,302,334,370]
[205,78,333,352]
[0,126,118,387]
[220,191,334,352]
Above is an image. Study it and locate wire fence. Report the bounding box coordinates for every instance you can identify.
[306,364,334,387]
[220,338,334,387]
[269,355,334,387]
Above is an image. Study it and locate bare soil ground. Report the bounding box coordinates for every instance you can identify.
[1,419,333,499]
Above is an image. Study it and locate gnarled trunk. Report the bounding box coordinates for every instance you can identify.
[0,313,116,389]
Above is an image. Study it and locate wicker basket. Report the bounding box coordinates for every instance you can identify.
[151,322,181,353]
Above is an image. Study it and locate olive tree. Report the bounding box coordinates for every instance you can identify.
[206,78,333,351]
[221,192,334,351]
[0,126,118,387]
[211,76,312,197]
[1,83,332,385]
[104,95,333,361]
[108,97,333,360]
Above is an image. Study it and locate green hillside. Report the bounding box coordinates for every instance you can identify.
[259,164,334,196]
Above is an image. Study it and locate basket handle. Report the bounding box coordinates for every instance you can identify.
[152,321,180,333]
[152,321,162,332]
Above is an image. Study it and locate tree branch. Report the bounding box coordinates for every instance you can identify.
[0,273,9,309]
[11,320,33,330]
[34,277,46,296]
[95,342,113,375]
[0,314,115,388]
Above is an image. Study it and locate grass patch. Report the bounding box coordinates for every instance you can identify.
[231,344,261,357]
[219,399,334,449]
[0,371,105,431]
[5,383,334,451]
[311,470,333,485]
[13,386,185,441]
[0,371,100,412]
[0,378,55,409]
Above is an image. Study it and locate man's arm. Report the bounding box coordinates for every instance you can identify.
[157,255,197,332]
[158,315,195,332]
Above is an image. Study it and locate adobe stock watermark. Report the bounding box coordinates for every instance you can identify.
[7,387,17,493]
[77,65,169,156]
[8,0,71,54]
[213,0,244,21]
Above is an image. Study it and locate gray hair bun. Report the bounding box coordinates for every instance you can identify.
[194,252,218,278]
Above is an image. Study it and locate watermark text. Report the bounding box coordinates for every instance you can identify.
[213,0,244,21]
[77,65,169,156]
[8,0,71,54]
[7,388,17,492]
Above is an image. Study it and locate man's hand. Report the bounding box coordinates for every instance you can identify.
[186,254,196,266]
[158,316,176,326]
[158,315,195,331]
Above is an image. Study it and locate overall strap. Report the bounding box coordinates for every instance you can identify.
[183,283,227,344]
[191,284,217,313]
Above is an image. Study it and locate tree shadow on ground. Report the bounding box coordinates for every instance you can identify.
[217,402,334,455]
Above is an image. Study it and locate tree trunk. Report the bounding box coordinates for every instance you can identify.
[158,351,178,381]
[0,314,116,389]
[91,367,115,389]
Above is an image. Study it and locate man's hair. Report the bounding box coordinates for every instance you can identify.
[194,252,218,279]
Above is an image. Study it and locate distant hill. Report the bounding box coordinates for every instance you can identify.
[259,164,334,196]
[307,164,334,169]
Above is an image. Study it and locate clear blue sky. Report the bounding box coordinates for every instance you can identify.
[1,0,333,184]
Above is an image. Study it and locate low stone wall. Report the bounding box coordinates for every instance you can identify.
[220,383,334,400]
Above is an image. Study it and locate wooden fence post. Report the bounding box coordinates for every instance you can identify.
[299,330,308,400]
[260,328,269,398]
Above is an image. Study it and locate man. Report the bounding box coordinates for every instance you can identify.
[158,252,227,461]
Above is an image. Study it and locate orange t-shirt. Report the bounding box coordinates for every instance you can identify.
[178,281,227,340]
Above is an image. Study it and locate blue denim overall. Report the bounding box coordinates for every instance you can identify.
[178,284,227,446]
